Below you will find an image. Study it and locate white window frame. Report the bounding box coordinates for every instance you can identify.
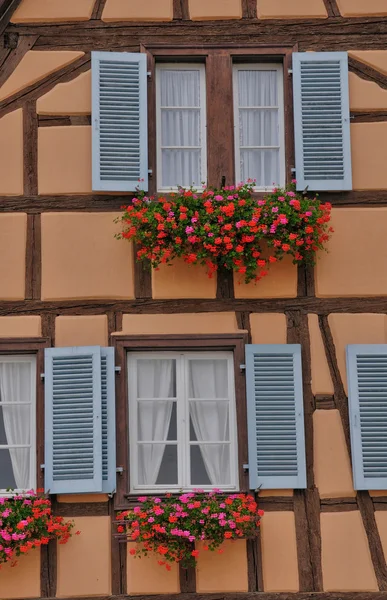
[128,350,238,493]
[233,63,286,191]
[0,355,37,495]
[156,63,207,192]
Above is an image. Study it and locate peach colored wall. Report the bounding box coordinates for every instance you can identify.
[234,256,297,299]
[0,316,41,337]
[57,516,111,597]
[375,512,387,563]
[189,0,242,19]
[11,0,95,22]
[37,71,91,115]
[351,123,387,190]
[0,214,26,300]
[0,110,23,195]
[314,409,355,498]
[321,512,378,591]
[102,0,173,21]
[119,312,241,335]
[260,511,299,592]
[315,209,387,297]
[259,489,293,497]
[308,314,334,395]
[328,313,386,393]
[257,0,327,19]
[41,212,134,300]
[0,51,84,101]
[152,260,216,299]
[127,543,180,594]
[349,73,387,112]
[55,315,108,347]
[0,550,40,599]
[250,313,287,344]
[337,0,387,15]
[196,541,248,592]
[38,126,92,194]
[349,51,387,75]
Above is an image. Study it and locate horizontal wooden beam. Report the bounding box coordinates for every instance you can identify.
[351,111,387,123]
[31,592,387,600]
[53,501,109,517]
[320,498,358,512]
[38,115,91,126]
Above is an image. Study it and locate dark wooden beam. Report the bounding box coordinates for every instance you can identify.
[38,114,91,126]
[320,497,358,512]
[25,214,41,300]
[133,244,152,299]
[173,0,189,20]
[242,0,258,19]
[25,594,387,600]
[315,394,336,410]
[247,533,264,591]
[40,539,57,598]
[349,56,387,90]
[53,501,109,517]
[23,99,38,196]
[179,564,196,593]
[323,0,341,17]
[0,34,37,87]
[351,111,387,123]
[0,0,22,36]
[91,0,107,20]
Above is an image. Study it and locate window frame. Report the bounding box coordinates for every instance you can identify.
[233,62,286,191]
[155,62,207,192]
[128,349,238,493]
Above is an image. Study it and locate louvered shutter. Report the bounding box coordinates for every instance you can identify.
[347,345,387,490]
[101,347,116,493]
[44,347,103,494]
[293,52,352,192]
[92,51,148,192]
[246,344,307,490]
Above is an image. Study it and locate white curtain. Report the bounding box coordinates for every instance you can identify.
[160,69,202,188]
[0,363,31,490]
[137,359,175,485]
[189,360,231,486]
[238,69,280,186]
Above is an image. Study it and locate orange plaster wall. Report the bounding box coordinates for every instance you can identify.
[308,314,334,395]
[152,259,216,299]
[321,512,378,591]
[11,0,95,22]
[260,511,299,592]
[257,0,327,19]
[234,256,297,299]
[250,313,287,344]
[196,541,248,592]
[314,409,355,498]
[351,123,387,190]
[57,516,111,597]
[349,72,387,112]
[0,214,26,300]
[349,51,387,76]
[0,109,23,195]
[119,312,241,335]
[0,550,40,599]
[127,543,180,594]
[0,316,41,337]
[337,0,387,15]
[0,51,84,101]
[38,126,92,194]
[37,71,91,115]
[41,212,134,300]
[102,0,173,21]
[189,0,242,19]
[315,209,387,297]
[55,315,108,347]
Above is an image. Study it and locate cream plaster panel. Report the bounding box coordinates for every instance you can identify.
[102,0,173,21]
[250,313,287,345]
[0,550,40,599]
[0,51,84,101]
[119,312,241,335]
[338,0,387,15]
[37,71,91,115]
[308,314,334,395]
[0,109,23,195]
[57,516,111,597]
[260,511,299,591]
[315,209,387,297]
[41,212,134,300]
[196,541,248,592]
[55,316,108,347]
[314,410,355,498]
[321,512,378,591]
[11,0,95,22]
[257,0,327,18]
[375,512,387,562]
[0,316,41,337]
[349,72,387,112]
[259,489,293,497]
[152,259,216,299]
[351,123,387,189]
[0,213,26,300]
[234,256,297,299]
[38,126,92,194]
[349,51,387,75]
[127,543,180,594]
[189,0,242,20]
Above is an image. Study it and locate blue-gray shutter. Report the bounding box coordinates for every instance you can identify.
[101,347,116,493]
[92,51,148,192]
[293,52,352,192]
[44,347,103,494]
[347,345,387,490]
[246,344,307,490]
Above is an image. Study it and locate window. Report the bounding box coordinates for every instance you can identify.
[128,351,238,492]
[0,355,36,492]
[233,64,285,190]
[156,64,207,191]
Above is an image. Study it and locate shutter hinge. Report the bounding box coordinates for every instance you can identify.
[40,373,45,380]
[291,168,296,174]
[243,463,249,472]
[288,68,293,75]
[147,71,152,78]
[116,466,124,475]
[40,464,45,470]
[240,364,246,371]
[148,168,153,176]
[115,366,121,373]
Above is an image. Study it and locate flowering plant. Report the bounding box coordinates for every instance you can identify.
[0,490,77,568]
[117,491,264,569]
[116,181,333,284]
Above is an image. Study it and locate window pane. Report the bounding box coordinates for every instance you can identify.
[161,109,200,147]
[0,405,31,445]
[138,401,177,442]
[188,359,228,398]
[160,70,200,107]
[190,445,211,486]
[241,149,279,187]
[238,70,278,107]
[137,359,176,398]
[239,109,279,147]
[138,444,178,486]
[190,401,229,441]
[0,448,30,490]
[190,444,231,486]
[162,149,201,188]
